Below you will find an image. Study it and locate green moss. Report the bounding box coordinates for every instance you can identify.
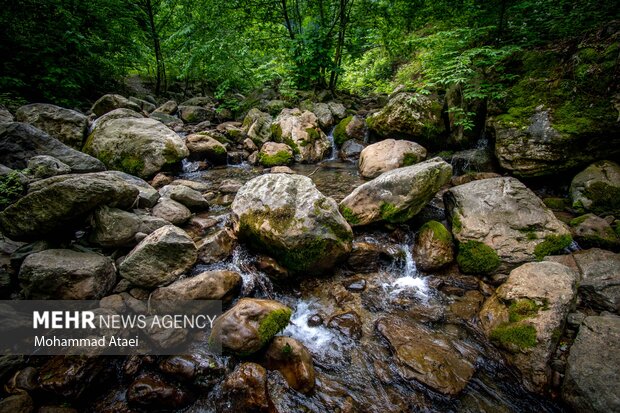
[305,128,320,142]
[211,145,227,156]
[451,213,462,233]
[534,234,573,260]
[0,171,25,210]
[340,205,360,225]
[583,181,620,216]
[120,155,145,176]
[518,227,538,240]
[258,150,293,167]
[508,299,542,322]
[402,152,420,167]
[436,150,454,160]
[162,140,182,164]
[420,220,453,244]
[543,197,567,211]
[281,342,293,357]
[283,137,300,155]
[379,202,414,223]
[456,240,500,274]
[490,323,537,352]
[334,116,353,146]
[271,123,283,142]
[569,214,590,227]
[258,308,292,346]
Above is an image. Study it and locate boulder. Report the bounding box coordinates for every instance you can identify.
[220,363,270,412]
[178,105,214,124]
[261,336,315,394]
[479,261,578,392]
[153,100,178,115]
[376,316,476,395]
[569,214,620,250]
[257,142,293,167]
[38,356,110,399]
[339,140,364,161]
[562,314,620,413]
[151,270,241,303]
[232,174,352,273]
[185,133,227,165]
[327,101,346,119]
[93,108,143,126]
[84,117,188,178]
[263,99,287,116]
[572,248,620,313]
[0,106,14,123]
[210,298,291,355]
[413,220,454,271]
[16,103,88,149]
[149,111,182,128]
[366,92,444,145]
[119,225,197,288]
[242,108,273,145]
[152,198,192,225]
[570,160,620,216]
[358,139,427,179]
[444,177,572,273]
[0,172,138,241]
[181,96,213,107]
[101,170,160,208]
[333,115,367,145]
[0,393,33,413]
[129,96,156,113]
[273,108,330,163]
[27,155,71,178]
[196,228,236,264]
[91,94,141,117]
[493,109,620,178]
[89,206,142,247]
[0,122,104,172]
[449,148,495,176]
[127,373,192,410]
[19,249,116,299]
[312,102,334,129]
[159,184,209,211]
[340,157,452,226]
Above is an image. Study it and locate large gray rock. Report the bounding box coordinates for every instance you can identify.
[210,298,291,355]
[151,270,241,303]
[376,316,477,395]
[178,105,214,124]
[154,100,178,115]
[232,174,352,273]
[185,133,227,165]
[562,314,620,413]
[339,140,364,161]
[84,117,188,178]
[273,109,330,163]
[312,102,334,129]
[478,261,578,392]
[152,198,192,225]
[16,103,88,149]
[358,139,427,179]
[129,96,156,113]
[242,108,273,145]
[159,184,209,211]
[340,157,452,226]
[27,155,71,178]
[19,249,116,299]
[119,225,197,288]
[90,94,141,117]
[0,172,138,241]
[0,122,104,172]
[444,177,572,272]
[494,108,620,178]
[101,170,160,208]
[0,106,14,123]
[573,248,620,313]
[366,92,444,145]
[569,160,620,216]
[89,206,167,248]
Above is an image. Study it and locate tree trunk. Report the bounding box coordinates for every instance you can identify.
[329,0,348,91]
[144,0,165,95]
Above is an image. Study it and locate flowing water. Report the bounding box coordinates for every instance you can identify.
[178,158,565,413]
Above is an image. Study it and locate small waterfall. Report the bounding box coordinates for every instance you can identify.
[326,126,338,160]
[388,243,429,297]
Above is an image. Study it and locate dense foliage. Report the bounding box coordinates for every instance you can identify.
[0,0,617,107]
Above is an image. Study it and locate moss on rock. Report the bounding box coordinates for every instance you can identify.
[456,240,500,274]
[258,308,292,346]
[258,150,293,167]
[420,220,453,244]
[534,234,572,260]
[339,205,360,225]
[334,116,352,146]
[490,323,537,352]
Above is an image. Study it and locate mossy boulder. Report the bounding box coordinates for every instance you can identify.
[456,240,500,275]
[257,142,293,167]
[339,157,452,226]
[358,139,427,179]
[16,103,88,149]
[479,261,578,393]
[84,116,188,178]
[273,108,330,163]
[444,177,572,272]
[413,220,454,271]
[242,108,273,145]
[570,160,620,216]
[0,172,138,241]
[366,92,444,147]
[178,105,214,124]
[232,173,353,273]
[334,115,367,146]
[210,298,292,355]
[185,133,227,165]
[90,94,142,117]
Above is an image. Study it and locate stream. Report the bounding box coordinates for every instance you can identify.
[174,158,565,412]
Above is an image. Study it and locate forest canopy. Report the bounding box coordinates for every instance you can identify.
[0,0,617,107]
